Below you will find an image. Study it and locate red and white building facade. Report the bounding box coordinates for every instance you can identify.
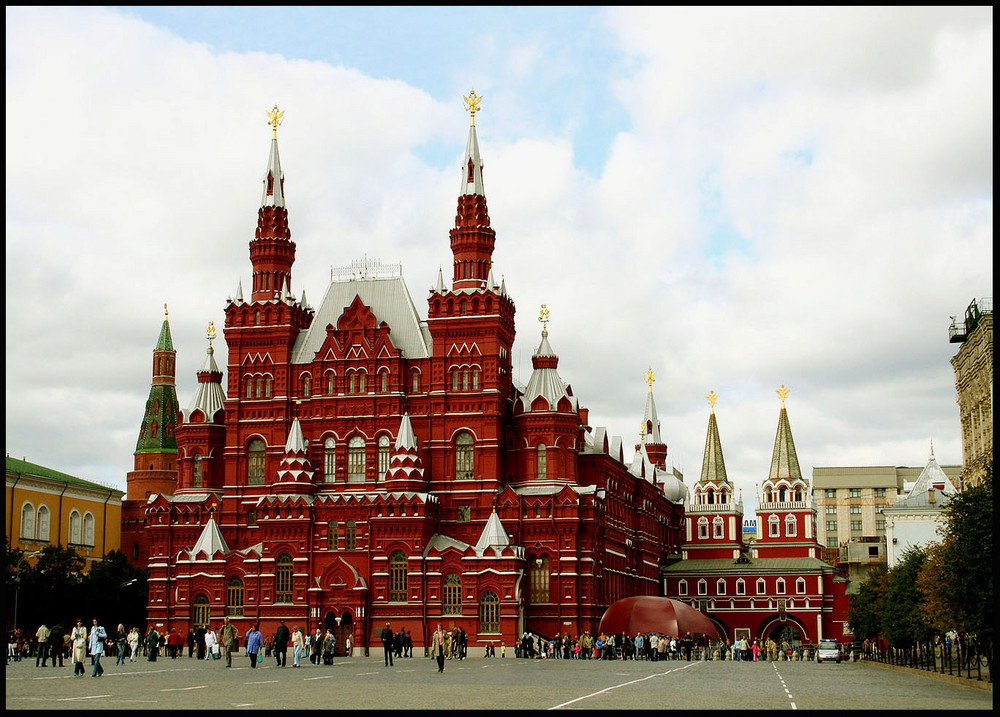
[121,101,688,652]
[662,389,850,646]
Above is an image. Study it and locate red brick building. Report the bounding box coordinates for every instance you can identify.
[121,101,686,652]
[662,389,850,647]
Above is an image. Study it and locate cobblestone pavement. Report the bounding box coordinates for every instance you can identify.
[4,652,993,710]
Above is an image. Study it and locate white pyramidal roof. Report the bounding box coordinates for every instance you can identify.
[261,135,285,208]
[643,389,663,443]
[189,517,229,558]
[474,510,510,556]
[891,445,958,509]
[284,418,307,453]
[460,120,485,196]
[394,413,417,451]
[517,331,578,413]
[183,343,226,421]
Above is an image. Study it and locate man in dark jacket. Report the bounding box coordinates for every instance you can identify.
[274,620,290,667]
[380,623,394,666]
[48,624,65,667]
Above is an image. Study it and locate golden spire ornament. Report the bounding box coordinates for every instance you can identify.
[207,321,216,346]
[644,368,656,394]
[164,303,169,318]
[777,384,789,406]
[538,304,550,335]
[707,390,719,412]
[267,104,284,138]
[464,90,483,126]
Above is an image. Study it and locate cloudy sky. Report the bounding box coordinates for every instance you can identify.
[6,7,992,515]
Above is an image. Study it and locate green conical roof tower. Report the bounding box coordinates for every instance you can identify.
[135,305,180,454]
[767,384,802,482]
[699,391,729,485]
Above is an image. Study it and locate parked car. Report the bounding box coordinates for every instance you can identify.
[817,638,841,663]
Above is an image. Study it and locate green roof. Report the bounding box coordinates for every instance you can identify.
[662,557,834,574]
[5,455,122,494]
[156,316,175,352]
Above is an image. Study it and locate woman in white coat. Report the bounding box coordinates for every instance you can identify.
[70,619,88,676]
[204,626,217,660]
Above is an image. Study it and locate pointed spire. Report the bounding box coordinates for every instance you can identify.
[136,307,179,454]
[699,393,729,484]
[261,105,286,208]
[189,516,229,559]
[642,367,663,444]
[385,414,426,488]
[460,91,486,196]
[434,266,446,293]
[235,279,244,303]
[518,306,575,414]
[156,304,174,351]
[273,415,315,494]
[487,265,498,291]
[450,91,495,290]
[183,322,226,423]
[767,386,802,482]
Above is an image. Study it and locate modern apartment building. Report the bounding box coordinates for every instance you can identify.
[811,460,961,587]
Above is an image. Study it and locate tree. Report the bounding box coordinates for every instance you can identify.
[847,563,888,641]
[881,546,932,647]
[78,550,149,631]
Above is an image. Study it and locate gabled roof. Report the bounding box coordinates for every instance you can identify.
[474,510,510,556]
[885,445,957,510]
[290,275,431,362]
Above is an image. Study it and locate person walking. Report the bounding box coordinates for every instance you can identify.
[274,620,290,667]
[219,617,239,668]
[204,625,217,661]
[127,627,140,662]
[35,624,50,667]
[146,626,159,662]
[292,625,304,668]
[245,624,263,669]
[186,629,196,658]
[114,624,127,665]
[48,623,65,667]
[380,622,394,667]
[88,618,107,677]
[430,623,447,673]
[70,619,88,676]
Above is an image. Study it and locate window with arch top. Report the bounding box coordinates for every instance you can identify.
[443,573,462,615]
[479,591,500,633]
[389,550,407,602]
[226,577,244,617]
[377,435,391,480]
[455,431,475,479]
[347,437,366,482]
[275,552,293,603]
[324,437,336,482]
[248,439,266,485]
[536,444,547,480]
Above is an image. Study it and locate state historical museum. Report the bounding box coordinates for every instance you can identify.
[121,98,688,652]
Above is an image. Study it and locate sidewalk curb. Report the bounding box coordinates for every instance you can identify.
[862,659,992,691]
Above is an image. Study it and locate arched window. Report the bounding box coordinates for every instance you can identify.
[536,444,547,480]
[83,512,96,546]
[716,578,726,595]
[697,516,709,539]
[69,510,82,544]
[347,437,366,482]
[713,516,725,539]
[411,370,420,393]
[302,374,311,397]
[193,593,211,626]
[455,431,474,479]
[443,573,462,615]
[226,578,244,617]
[796,577,807,595]
[245,377,253,399]
[472,368,480,391]
[265,376,272,397]
[736,578,746,596]
[248,439,266,485]
[36,505,50,542]
[379,371,388,393]
[255,377,263,398]
[530,556,550,603]
[451,368,459,392]
[756,577,767,595]
[327,372,335,395]
[768,514,781,537]
[193,453,203,487]
[377,435,391,481]
[324,437,336,482]
[678,579,688,596]
[785,514,798,537]
[357,373,366,393]
[697,579,708,596]
[345,520,357,550]
[479,591,500,633]
[776,577,786,595]
[20,503,35,540]
[327,521,338,550]
[389,550,407,602]
[275,552,294,603]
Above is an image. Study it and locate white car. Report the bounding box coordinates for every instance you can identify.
[817,638,841,663]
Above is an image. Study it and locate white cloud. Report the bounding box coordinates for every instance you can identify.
[5,7,990,513]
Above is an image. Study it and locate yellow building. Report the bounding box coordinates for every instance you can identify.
[5,455,124,570]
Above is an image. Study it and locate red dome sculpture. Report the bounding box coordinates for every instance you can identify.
[598,597,719,639]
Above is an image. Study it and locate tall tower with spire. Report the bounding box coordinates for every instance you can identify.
[682,391,745,560]
[249,105,295,302]
[426,92,516,541]
[636,368,668,469]
[175,322,227,493]
[754,385,820,559]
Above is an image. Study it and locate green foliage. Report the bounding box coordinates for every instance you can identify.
[937,463,992,643]
[882,546,931,646]
[847,563,888,640]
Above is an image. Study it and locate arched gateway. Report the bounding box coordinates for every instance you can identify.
[325,610,354,655]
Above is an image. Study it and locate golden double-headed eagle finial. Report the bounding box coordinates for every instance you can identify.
[776,384,789,406]
[706,390,719,412]
[464,90,483,126]
[207,321,216,345]
[538,304,550,334]
[267,104,284,138]
[644,368,656,393]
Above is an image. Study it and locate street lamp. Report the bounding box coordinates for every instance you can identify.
[12,574,20,632]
